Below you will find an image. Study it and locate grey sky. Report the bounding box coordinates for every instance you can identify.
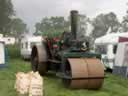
[12,0,128,32]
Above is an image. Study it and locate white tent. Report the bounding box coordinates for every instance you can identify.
[94,32,128,69]
[95,32,128,45]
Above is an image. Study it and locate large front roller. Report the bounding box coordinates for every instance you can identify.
[63,58,104,89]
[31,44,48,75]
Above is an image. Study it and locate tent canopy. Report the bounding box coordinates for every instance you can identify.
[95,32,128,45]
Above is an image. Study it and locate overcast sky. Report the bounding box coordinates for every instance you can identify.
[12,0,128,32]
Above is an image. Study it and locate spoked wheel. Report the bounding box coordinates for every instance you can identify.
[31,44,48,75]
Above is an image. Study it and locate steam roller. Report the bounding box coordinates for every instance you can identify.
[31,10,104,89]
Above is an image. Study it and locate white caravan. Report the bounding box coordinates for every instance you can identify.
[95,32,128,69]
[20,36,43,59]
[0,39,6,68]
[0,35,7,68]
[3,37,15,45]
[0,34,15,45]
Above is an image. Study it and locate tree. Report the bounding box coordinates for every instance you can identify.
[0,0,14,35]
[78,14,91,38]
[10,18,27,38]
[35,22,41,33]
[35,16,70,37]
[92,12,120,38]
[121,11,128,32]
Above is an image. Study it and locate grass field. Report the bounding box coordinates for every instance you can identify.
[0,45,128,96]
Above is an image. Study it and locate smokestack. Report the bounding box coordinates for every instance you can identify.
[70,10,78,39]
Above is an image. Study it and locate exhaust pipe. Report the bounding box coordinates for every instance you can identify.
[70,10,78,39]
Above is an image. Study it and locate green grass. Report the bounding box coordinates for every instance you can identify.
[44,73,128,96]
[0,45,128,96]
[0,58,31,96]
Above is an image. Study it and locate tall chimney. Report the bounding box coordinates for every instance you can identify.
[70,10,78,39]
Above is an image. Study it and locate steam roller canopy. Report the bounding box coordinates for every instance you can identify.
[63,58,104,89]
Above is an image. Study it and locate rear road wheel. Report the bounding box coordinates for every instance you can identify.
[31,44,48,75]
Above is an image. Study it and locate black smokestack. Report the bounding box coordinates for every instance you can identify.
[70,10,78,39]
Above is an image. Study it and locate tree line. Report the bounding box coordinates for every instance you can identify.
[35,16,70,37]
[35,9,128,39]
[1,0,128,39]
[0,0,27,38]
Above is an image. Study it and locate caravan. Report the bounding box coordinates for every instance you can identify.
[95,32,128,69]
[0,36,7,68]
[20,36,43,59]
